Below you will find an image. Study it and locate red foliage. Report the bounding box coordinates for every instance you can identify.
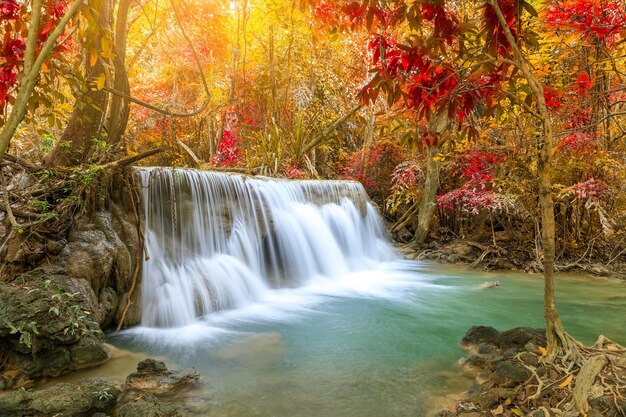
[558,132,598,153]
[483,0,517,55]
[0,0,71,112]
[437,187,495,214]
[457,150,504,185]
[342,139,404,195]
[391,161,422,192]
[212,111,242,167]
[285,165,306,179]
[567,111,591,129]
[545,0,626,43]
[563,178,610,200]
[421,0,458,44]
[543,87,564,110]
[0,0,19,19]
[574,71,594,94]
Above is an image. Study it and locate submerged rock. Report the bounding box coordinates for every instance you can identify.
[125,359,201,394]
[0,377,119,417]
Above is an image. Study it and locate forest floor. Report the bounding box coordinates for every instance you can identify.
[393,234,626,280]
[431,326,626,417]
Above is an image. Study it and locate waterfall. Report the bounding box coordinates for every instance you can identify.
[138,168,398,327]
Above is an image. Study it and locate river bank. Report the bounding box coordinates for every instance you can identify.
[393,238,626,280]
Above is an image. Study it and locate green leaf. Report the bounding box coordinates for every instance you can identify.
[520,1,538,17]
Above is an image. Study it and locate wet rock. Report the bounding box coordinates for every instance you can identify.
[125,359,201,394]
[495,327,545,351]
[0,271,111,388]
[460,326,500,349]
[0,377,119,417]
[117,393,182,417]
[459,354,499,371]
[463,384,498,408]
[518,352,539,367]
[491,361,532,388]
[476,343,498,355]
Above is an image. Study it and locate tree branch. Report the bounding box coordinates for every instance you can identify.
[300,105,361,156]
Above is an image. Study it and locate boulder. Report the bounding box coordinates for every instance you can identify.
[117,393,183,417]
[491,361,532,388]
[125,359,201,395]
[0,271,111,388]
[495,327,545,351]
[0,377,119,417]
[460,326,500,349]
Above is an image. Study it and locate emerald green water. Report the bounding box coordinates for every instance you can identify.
[109,262,625,417]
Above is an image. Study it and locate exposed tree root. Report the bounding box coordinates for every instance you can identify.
[522,334,625,416]
[443,327,626,417]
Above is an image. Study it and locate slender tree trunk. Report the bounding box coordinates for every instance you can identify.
[0,0,83,161]
[488,0,570,357]
[107,0,132,147]
[415,111,448,245]
[415,145,440,244]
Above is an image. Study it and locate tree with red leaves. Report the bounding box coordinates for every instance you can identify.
[306,0,626,397]
[0,0,83,161]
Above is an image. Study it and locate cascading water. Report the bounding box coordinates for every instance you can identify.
[138,168,398,327]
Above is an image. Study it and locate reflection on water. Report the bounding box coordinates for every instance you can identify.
[100,262,626,417]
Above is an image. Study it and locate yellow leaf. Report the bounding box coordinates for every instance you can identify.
[95,74,106,91]
[559,374,574,388]
[538,346,547,357]
[505,398,512,405]
[491,404,504,415]
[89,51,98,67]
[511,407,523,416]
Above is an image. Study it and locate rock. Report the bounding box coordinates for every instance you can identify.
[0,271,111,388]
[460,326,500,349]
[117,393,182,417]
[0,378,119,417]
[588,263,611,276]
[476,343,498,355]
[479,281,502,289]
[495,327,545,351]
[589,396,626,417]
[125,359,201,394]
[463,384,498,408]
[459,354,499,371]
[517,352,539,366]
[491,361,532,388]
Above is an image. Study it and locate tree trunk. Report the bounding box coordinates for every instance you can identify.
[537,101,568,356]
[415,111,448,245]
[43,0,130,167]
[0,0,83,162]
[107,0,132,148]
[415,145,440,244]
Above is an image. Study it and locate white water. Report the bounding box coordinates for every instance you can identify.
[138,168,398,328]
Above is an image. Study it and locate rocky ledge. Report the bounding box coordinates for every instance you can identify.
[436,326,626,417]
[0,359,203,417]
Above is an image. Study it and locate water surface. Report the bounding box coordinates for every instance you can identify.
[108,261,626,417]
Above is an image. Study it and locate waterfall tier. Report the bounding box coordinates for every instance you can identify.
[138,168,397,327]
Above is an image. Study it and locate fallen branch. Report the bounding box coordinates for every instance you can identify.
[391,200,419,233]
[2,153,39,171]
[97,148,163,170]
[300,105,361,156]
[0,173,18,228]
[176,139,203,166]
